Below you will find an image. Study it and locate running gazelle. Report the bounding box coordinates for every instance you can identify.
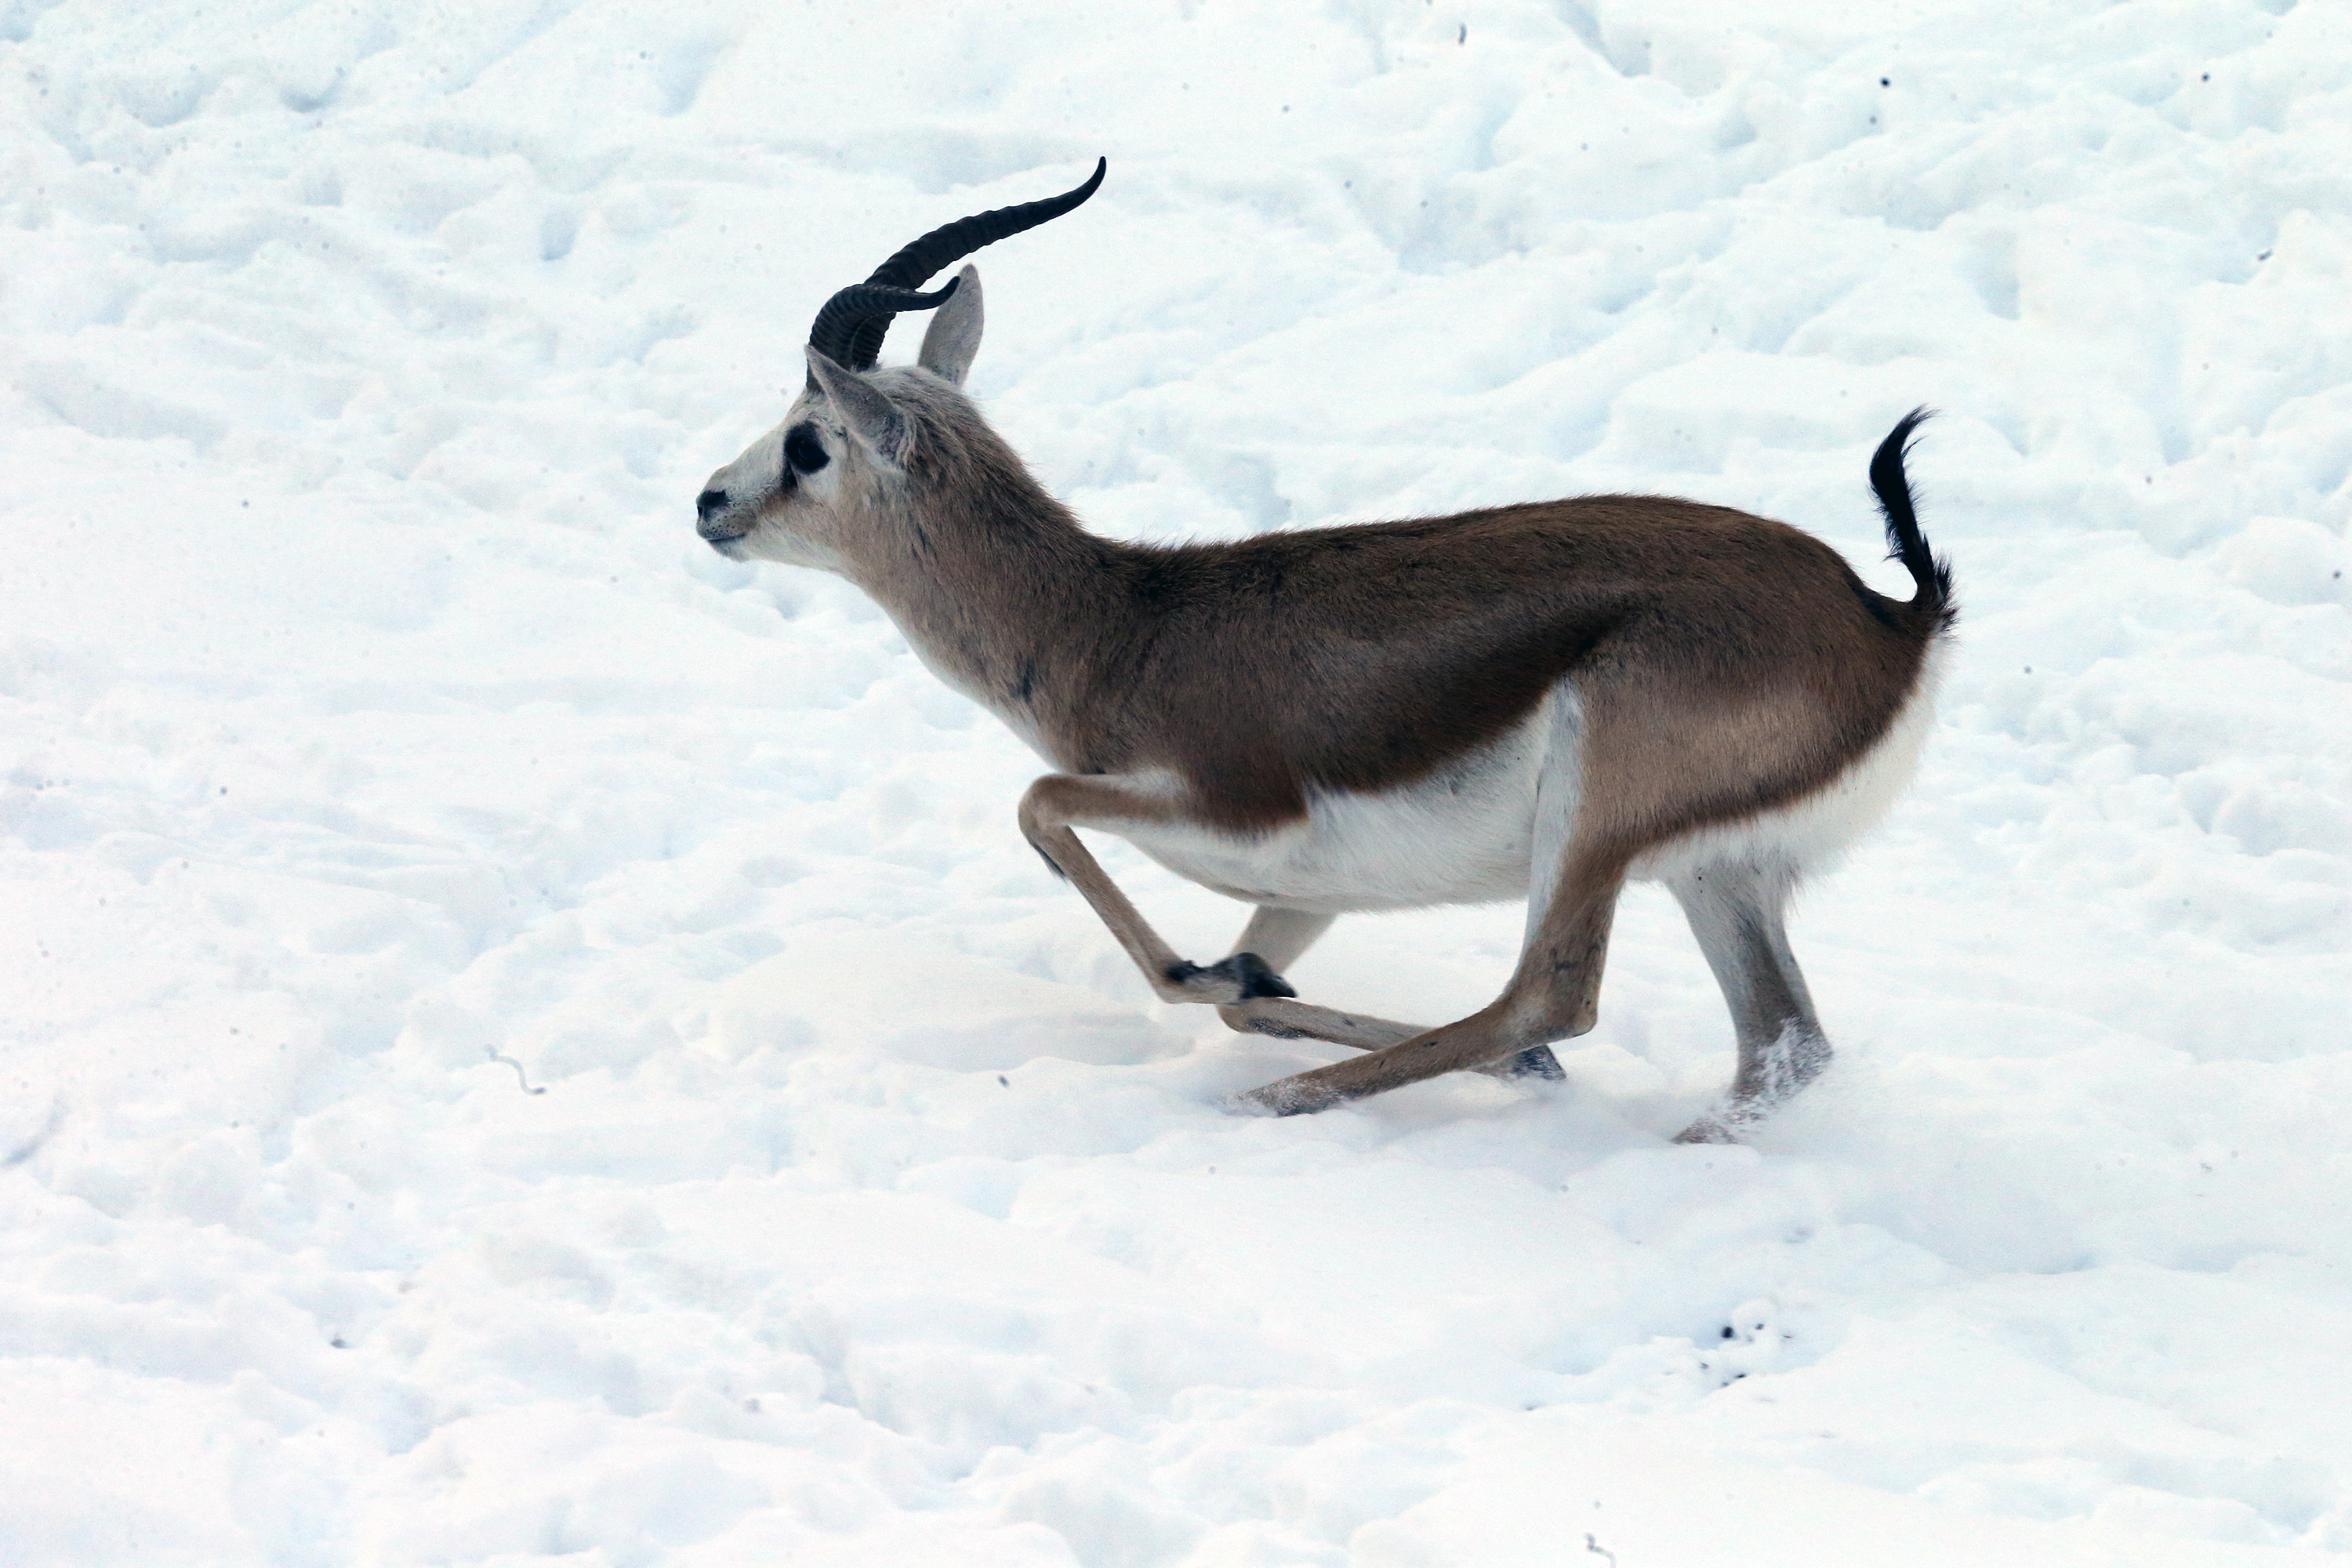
[695,161,1953,1139]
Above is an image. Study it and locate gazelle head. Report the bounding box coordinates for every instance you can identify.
[695,160,1105,572]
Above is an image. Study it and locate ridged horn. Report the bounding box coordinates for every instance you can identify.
[806,158,1106,372]
[806,280,960,377]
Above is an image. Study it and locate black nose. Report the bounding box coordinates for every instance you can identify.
[696,488,728,523]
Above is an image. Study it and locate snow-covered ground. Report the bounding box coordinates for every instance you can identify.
[2,1,2347,1562]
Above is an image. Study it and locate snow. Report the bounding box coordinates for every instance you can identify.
[1,0,2347,1562]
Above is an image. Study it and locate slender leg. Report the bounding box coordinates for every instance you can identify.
[1217,908,1416,1045]
[1213,909,1420,1052]
[1025,774,1571,1100]
[1019,775,1296,1005]
[1232,844,1626,1115]
[1221,995,1566,1081]
[1216,680,1592,1091]
[1221,684,1603,1105]
[1229,906,1333,973]
[1216,908,1563,1080]
[1665,860,1830,1143]
[1022,780,1546,1081]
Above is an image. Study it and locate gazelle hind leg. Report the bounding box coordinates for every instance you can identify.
[1666,858,1830,1143]
[1225,686,1600,1105]
[1221,993,1564,1082]
[1230,844,1625,1116]
[1217,907,1563,1080]
[1023,776,1563,1094]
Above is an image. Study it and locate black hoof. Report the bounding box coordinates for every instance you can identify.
[1225,952,1296,1000]
[1502,1044,1566,1081]
[1166,953,1298,1001]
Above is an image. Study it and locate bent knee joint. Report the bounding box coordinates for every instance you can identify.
[1504,990,1599,1044]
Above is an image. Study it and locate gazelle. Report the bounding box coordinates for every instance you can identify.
[696,161,1954,1140]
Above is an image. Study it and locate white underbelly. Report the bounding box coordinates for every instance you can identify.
[1110,694,1566,914]
[1096,644,1943,915]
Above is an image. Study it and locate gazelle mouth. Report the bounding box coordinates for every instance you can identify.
[697,508,752,548]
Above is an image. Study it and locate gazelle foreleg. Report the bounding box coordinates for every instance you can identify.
[1214,907,1414,1046]
[1666,859,1829,1143]
[1230,844,1626,1116]
[1023,779,1569,1087]
[1215,908,1564,1080]
[1222,994,1569,1080]
[1018,775,1298,1005]
[1211,909,1417,1047]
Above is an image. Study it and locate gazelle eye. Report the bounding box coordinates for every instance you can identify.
[784,423,829,474]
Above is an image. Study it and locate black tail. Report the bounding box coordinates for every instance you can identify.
[1868,408,1955,630]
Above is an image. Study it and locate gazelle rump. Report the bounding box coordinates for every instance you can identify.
[696,162,1955,1139]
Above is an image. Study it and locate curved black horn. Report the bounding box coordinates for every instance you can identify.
[808,158,1107,372]
[807,279,960,374]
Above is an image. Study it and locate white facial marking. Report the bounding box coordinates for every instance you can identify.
[699,400,864,574]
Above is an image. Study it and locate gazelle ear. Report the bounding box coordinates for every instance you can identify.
[805,347,913,473]
[916,265,985,387]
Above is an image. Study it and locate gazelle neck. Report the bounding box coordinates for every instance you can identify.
[847,459,1129,768]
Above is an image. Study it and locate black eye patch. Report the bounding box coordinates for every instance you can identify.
[784,423,829,474]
